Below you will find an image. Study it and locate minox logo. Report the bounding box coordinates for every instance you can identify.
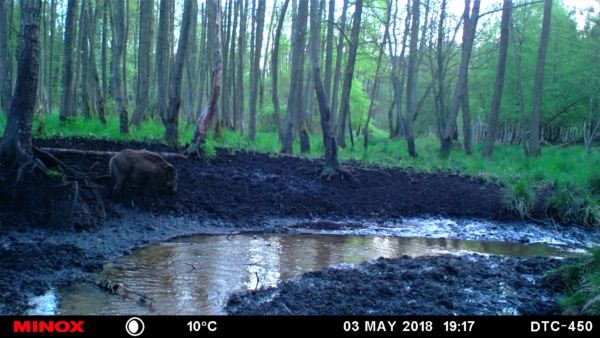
[13,320,85,333]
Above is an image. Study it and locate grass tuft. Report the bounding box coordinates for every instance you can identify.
[504,178,533,218]
[556,249,600,315]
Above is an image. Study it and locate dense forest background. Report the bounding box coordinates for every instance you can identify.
[0,0,599,158]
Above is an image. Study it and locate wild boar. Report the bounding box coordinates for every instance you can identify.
[109,149,177,195]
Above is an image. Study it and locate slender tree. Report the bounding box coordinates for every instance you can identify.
[483,0,512,157]
[440,0,480,155]
[309,0,339,174]
[193,0,223,148]
[110,0,128,134]
[323,0,335,99]
[282,0,309,154]
[165,0,195,145]
[330,0,348,128]
[389,0,411,139]
[364,0,391,149]
[131,0,155,127]
[79,0,91,119]
[101,0,108,100]
[528,0,553,157]
[235,0,248,133]
[47,0,56,115]
[336,0,363,148]
[59,0,78,121]
[248,0,266,141]
[271,0,290,142]
[0,0,12,113]
[405,0,421,157]
[156,0,174,127]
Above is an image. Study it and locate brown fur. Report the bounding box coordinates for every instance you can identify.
[108,149,177,195]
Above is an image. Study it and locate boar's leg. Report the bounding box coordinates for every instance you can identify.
[113,173,125,195]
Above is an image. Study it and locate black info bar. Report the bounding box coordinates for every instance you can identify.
[2,316,598,337]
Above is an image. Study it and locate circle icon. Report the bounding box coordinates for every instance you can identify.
[125,317,145,336]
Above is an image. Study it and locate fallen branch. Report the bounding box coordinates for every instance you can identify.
[38,147,188,159]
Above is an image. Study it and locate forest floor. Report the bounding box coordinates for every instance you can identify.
[0,137,593,314]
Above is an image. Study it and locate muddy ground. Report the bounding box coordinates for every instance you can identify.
[226,255,566,315]
[0,137,581,314]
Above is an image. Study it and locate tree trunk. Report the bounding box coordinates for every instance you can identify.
[156,0,173,128]
[101,0,108,100]
[59,0,78,121]
[219,0,232,130]
[110,0,128,134]
[483,0,512,157]
[0,0,41,162]
[389,1,411,139]
[193,0,223,148]
[259,0,276,113]
[330,0,348,128]
[336,0,363,149]
[79,0,91,119]
[165,0,195,146]
[363,1,391,149]
[225,0,238,129]
[235,0,248,133]
[131,0,154,127]
[432,0,446,141]
[271,0,290,142]
[89,0,105,124]
[440,0,480,155]
[281,0,309,154]
[528,0,552,157]
[405,0,421,157]
[248,0,266,141]
[47,0,56,115]
[309,0,338,172]
[183,1,199,125]
[462,83,472,154]
[0,0,13,113]
[323,0,335,99]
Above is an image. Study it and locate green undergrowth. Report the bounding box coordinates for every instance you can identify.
[2,113,599,226]
[550,249,600,315]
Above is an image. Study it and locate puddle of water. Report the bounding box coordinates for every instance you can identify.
[54,233,583,315]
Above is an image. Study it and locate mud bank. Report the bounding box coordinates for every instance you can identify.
[226,254,567,315]
[0,137,595,314]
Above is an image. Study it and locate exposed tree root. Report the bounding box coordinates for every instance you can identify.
[0,145,106,229]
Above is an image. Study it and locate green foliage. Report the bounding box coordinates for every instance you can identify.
[550,179,600,227]
[349,80,370,129]
[202,135,217,158]
[504,178,533,218]
[3,109,600,226]
[470,1,599,128]
[589,172,600,197]
[556,249,600,315]
[0,112,6,132]
[23,113,194,142]
[47,169,61,179]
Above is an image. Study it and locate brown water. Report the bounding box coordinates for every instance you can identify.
[55,233,582,315]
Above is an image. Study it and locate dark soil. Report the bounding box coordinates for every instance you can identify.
[226,255,567,315]
[30,137,510,222]
[0,137,575,315]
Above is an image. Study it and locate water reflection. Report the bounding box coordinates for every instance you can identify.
[58,234,579,315]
